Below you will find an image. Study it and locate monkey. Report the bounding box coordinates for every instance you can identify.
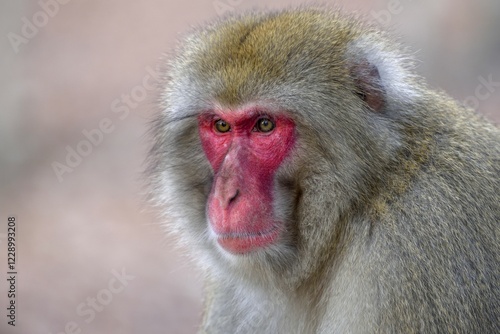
[146,7,500,334]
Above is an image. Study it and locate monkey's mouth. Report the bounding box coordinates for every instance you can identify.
[215,226,281,254]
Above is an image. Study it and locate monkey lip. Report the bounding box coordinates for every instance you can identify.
[215,226,281,254]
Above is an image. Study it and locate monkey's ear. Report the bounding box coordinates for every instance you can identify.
[347,35,417,113]
[349,60,385,113]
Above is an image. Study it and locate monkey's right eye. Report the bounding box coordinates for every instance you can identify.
[214,119,231,133]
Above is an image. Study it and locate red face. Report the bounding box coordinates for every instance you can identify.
[198,108,296,254]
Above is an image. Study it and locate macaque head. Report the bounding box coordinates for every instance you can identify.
[148,9,412,280]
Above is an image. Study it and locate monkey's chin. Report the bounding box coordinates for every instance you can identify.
[215,227,281,254]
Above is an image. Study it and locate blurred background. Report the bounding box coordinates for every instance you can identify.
[0,0,498,333]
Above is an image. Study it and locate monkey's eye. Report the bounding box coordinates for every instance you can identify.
[255,118,275,132]
[214,119,231,133]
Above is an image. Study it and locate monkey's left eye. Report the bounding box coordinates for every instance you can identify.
[214,119,231,133]
[255,118,275,132]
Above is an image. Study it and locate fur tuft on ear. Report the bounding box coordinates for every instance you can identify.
[347,35,420,112]
[349,60,385,112]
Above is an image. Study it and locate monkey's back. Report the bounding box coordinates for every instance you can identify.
[372,104,499,332]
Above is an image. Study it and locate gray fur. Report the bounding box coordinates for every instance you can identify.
[147,8,500,333]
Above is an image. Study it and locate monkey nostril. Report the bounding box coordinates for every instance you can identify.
[228,189,239,205]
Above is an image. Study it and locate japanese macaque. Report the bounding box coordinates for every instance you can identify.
[147,8,500,333]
